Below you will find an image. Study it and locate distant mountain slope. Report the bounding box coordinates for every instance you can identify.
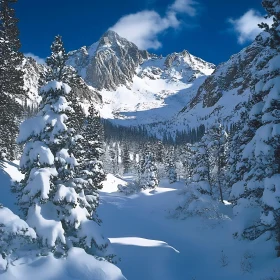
[24,30,274,142]
[147,32,273,140]
[67,30,215,126]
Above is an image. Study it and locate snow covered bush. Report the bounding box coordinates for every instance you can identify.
[175,183,223,219]
[117,181,141,195]
[0,204,36,271]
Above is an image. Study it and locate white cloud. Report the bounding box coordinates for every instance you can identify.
[24,52,45,65]
[110,0,199,50]
[170,0,198,17]
[111,11,180,49]
[229,9,273,44]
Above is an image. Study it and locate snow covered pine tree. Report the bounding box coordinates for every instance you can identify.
[14,35,113,260]
[165,147,177,184]
[0,0,24,160]
[122,144,131,174]
[138,147,159,189]
[231,0,280,256]
[78,104,106,222]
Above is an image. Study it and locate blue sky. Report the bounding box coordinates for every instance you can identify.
[17,0,270,65]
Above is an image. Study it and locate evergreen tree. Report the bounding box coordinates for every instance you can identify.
[190,133,212,196]
[0,204,36,270]
[122,143,131,174]
[178,137,219,218]
[259,0,280,48]
[154,140,165,163]
[0,0,24,160]
[182,143,196,182]
[228,107,250,196]
[207,122,228,203]
[165,147,177,184]
[104,144,118,174]
[231,3,280,255]
[46,35,77,84]
[80,104,106,191]
[14,36,111,260]
[138,146,158,189]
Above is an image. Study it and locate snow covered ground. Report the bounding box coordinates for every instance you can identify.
[1,161,279,280]
[99,175,280,280]
[0,161,126,280]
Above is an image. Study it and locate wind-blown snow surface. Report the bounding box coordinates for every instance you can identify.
[99,175,280,280]
[0,161,126,280]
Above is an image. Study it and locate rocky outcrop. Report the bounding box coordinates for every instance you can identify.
[165,50,215,81]
[22,56,102,107]
[190,37,265,109]
[68,30,151,90]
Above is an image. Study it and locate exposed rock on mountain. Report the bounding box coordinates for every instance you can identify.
[22,57,45,102]
[148,32,273,141]
[21,56,102,107]
[164,50,215,83]
[68,30,150,90]
[23,30,217,130]
[67,31,215,126]
[22,29,276,142]
[189,37,265,109]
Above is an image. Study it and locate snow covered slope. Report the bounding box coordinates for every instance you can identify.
[98,175,280,280]
[68,31,215,126]
[149,32,274,139]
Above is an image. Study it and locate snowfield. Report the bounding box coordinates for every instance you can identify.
[100,175,280,280]
[1,161,280,280]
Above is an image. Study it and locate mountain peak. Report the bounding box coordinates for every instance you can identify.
[67,30,150,90]
[164,50,215,80]
[98,30,120,46]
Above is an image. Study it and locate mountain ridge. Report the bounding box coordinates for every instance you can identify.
[23,29,272,141]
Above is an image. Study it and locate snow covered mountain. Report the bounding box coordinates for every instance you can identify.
[21,29,279,143]
[22,30,217,129]
[24,29,271,139]
[147,32,276,140]
[68,30,150,91]
[67,30,215,125]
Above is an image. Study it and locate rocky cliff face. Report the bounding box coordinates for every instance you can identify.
[22,57,45,102]
[21,57,102,107]
[188,37,265,110]
[68,30,150,91]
